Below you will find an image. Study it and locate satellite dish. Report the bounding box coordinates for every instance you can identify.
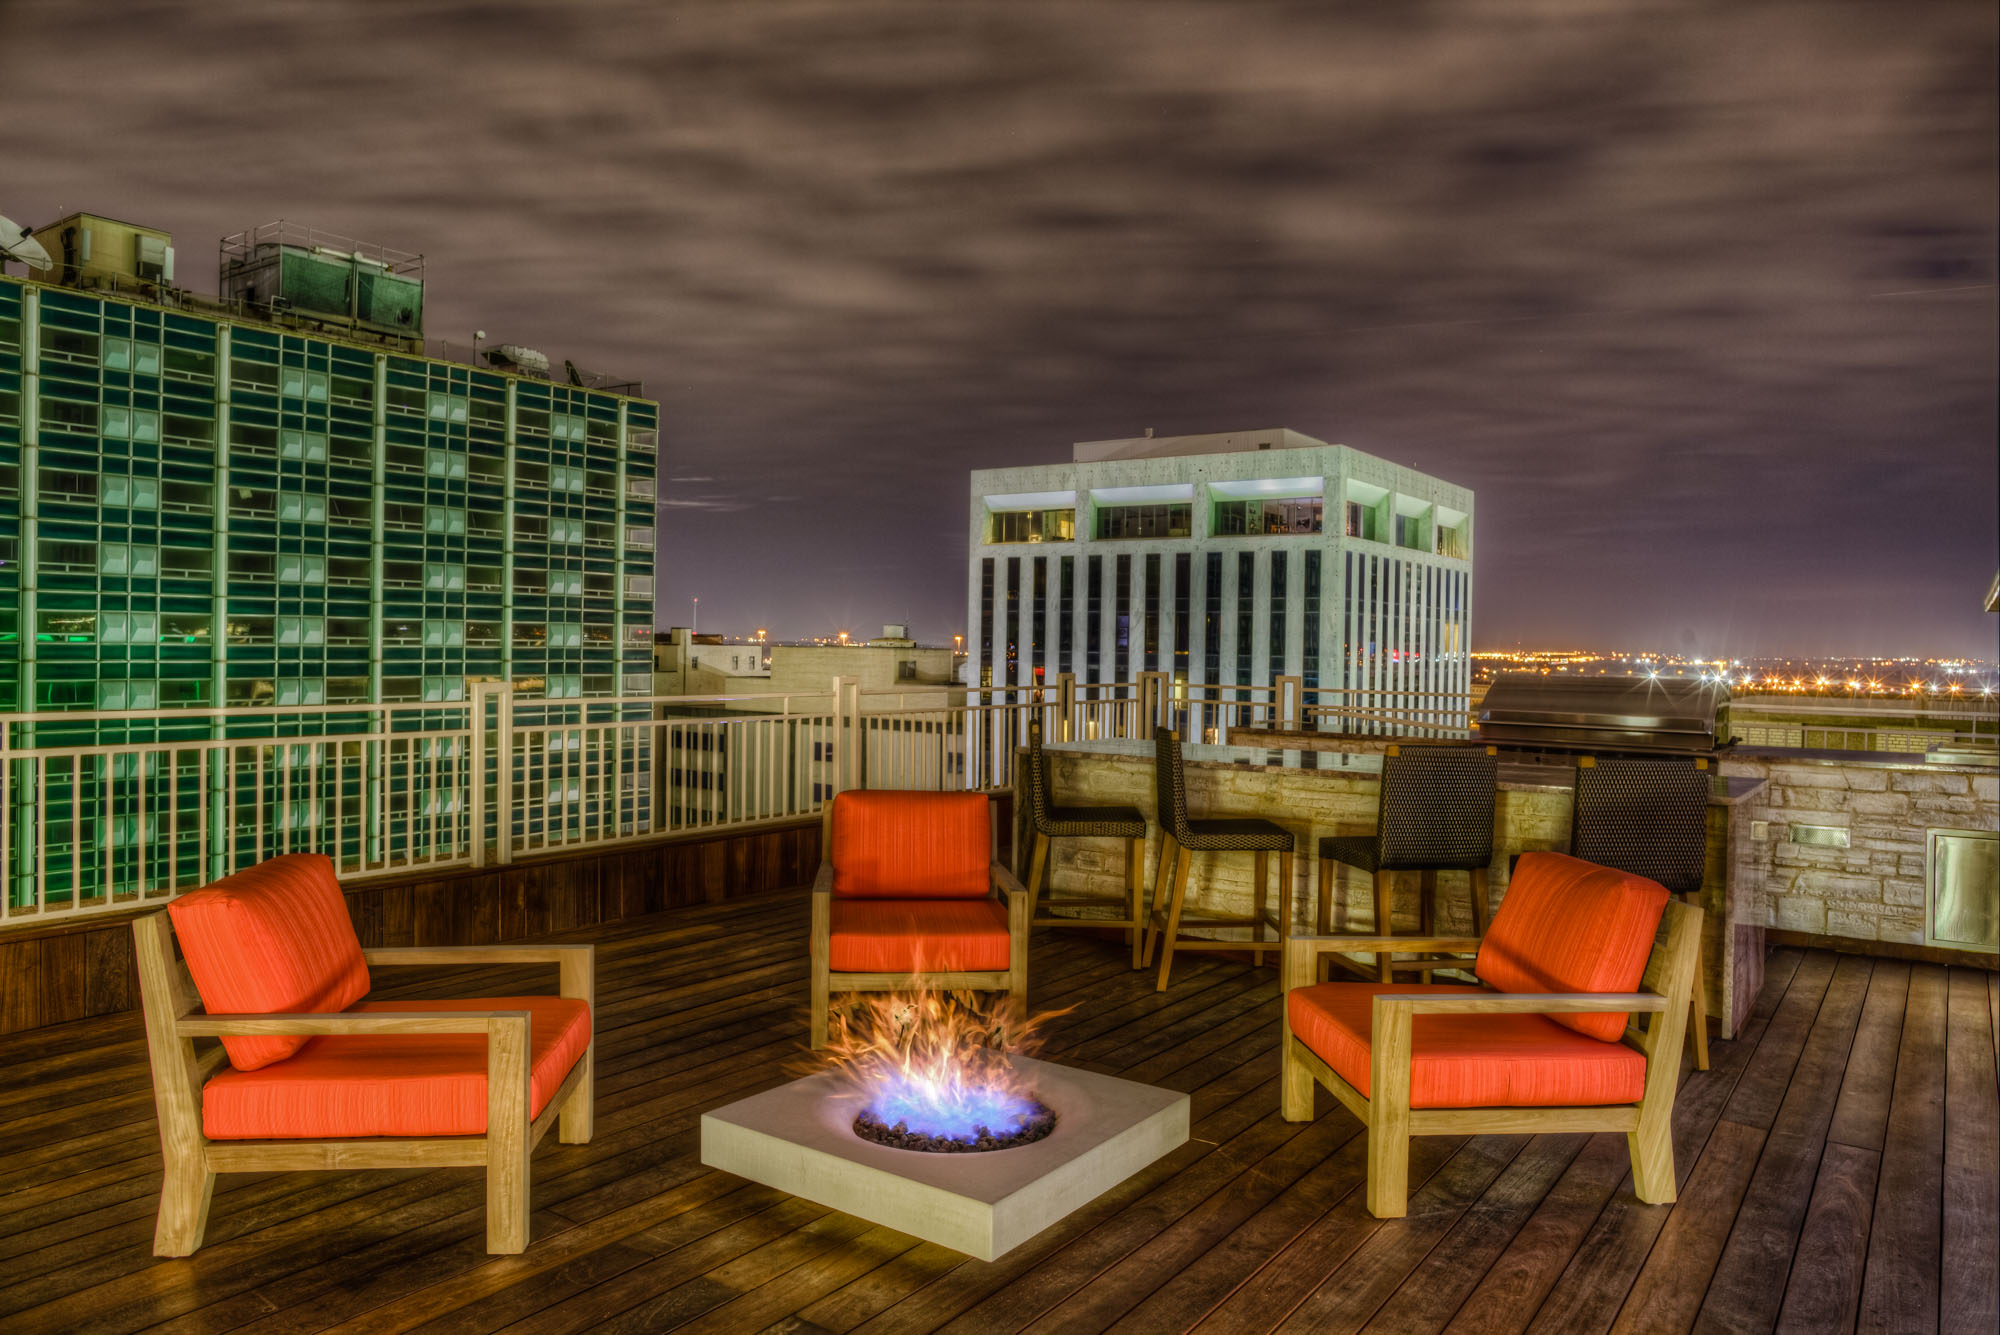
[0,214,52,272]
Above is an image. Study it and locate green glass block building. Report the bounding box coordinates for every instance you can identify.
[0,231,658,901]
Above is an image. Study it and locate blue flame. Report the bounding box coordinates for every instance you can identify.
[861,1068,1042,1142]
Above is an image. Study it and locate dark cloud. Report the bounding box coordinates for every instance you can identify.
[4,0,1993,654]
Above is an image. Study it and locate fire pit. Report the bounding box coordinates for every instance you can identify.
[699,991,1189,1260]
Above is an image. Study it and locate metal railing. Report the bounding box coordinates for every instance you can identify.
[0,674,1470,924]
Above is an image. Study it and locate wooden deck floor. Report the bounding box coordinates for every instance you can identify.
[1,888,1994,1334]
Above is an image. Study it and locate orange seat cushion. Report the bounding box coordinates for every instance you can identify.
[1476,852,1669,1040]
[828,898,1011,973]
[167,853,371,1071]
[201,996,592,1139]
[831,790,989,899]
[1288,982,1647,1108]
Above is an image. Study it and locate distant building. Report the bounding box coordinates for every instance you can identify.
[966,428,1473,727]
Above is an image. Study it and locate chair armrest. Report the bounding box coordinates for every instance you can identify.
[1374,992,1670,1016]
[991,861,1029,899]
[178,1010,529,1038]
[1287,934,1482,958]
[363,943,594,1003]
[363,945,591,967]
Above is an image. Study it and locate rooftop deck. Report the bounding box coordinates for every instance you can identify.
[1,891,1993,1334]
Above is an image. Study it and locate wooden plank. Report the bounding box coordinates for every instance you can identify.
[1434,950,1796,1335]
[1856,962,1948,1334]
[1772,1141,1879,1335]
[1603,1118,1765,1335]
[1825,960,1911,1152]
[1940,967,1999,1335]
[1693,953,1875,1333]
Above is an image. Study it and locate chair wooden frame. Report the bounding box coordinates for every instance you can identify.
[809,859,1032,1049]
[1141,834,1292,991]
[1026,830,1148,968]
[133,912,595,1257]
[1279,899,1703,1218]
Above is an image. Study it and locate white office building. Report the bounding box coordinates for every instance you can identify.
[966,428,1473,730]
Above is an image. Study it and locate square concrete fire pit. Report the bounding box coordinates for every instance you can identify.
[699,1056,1189,1261]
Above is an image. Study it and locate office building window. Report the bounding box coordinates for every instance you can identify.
[1143,553,1161,674]
[1058,556,1074,676]
[1173,552,1191,677]
[1086,555,1103,681]
[1269,551,1288,679]
[989,508,1075,544]
[1004,556,1020,689]
[1303,551,1321,690]
[1213,497,1322,535]
[1095,503,1191,539]
[1203,551,1222,685]
[1031,557,1047,682]
[1235,552,1254,696]
[1114,554,1132,685]
[1345,501,1380,541]
[978,557,994,688]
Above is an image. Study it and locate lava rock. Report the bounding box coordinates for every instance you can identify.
[853,1102,1057,1153]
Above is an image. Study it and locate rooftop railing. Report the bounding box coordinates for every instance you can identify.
[0,675,1469,925]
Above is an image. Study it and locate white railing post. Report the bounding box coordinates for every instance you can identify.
[494,685,516,865]
[469,683,492,868]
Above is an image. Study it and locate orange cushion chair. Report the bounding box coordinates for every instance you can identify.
[135,853,595,1257]
[1280,852,1702,1218]
[809,790,1030,1047]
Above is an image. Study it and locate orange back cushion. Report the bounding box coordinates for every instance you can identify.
[1475,852,1668,1041]
[167,853,371,1070]
[831,790,990,899]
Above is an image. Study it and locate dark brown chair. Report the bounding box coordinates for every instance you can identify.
[1317,744,1497,981]
[1022,717,1150,966]
[1570,755,1715,1069]
[1141,728,1293,991]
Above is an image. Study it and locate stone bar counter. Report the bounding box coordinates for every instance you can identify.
[1016,738,1772,1036]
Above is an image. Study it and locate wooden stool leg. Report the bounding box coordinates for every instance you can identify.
[1154,846,1192,992]
[1688,930,1712,1071]
[1276,851,1293,961]
[1027,833,1051,914]
[1317,858,1333,935]
[1253,851,1270,967]
[1373,870,1396,982]
[1126,837,1144,968]
[1469,866,1491,935]
[1142,833,1176,968]
[1419,869,1437,936]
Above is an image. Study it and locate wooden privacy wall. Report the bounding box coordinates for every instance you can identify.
[0,818,823,1036]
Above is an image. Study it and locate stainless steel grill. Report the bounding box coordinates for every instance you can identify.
[1477,674,1731,759]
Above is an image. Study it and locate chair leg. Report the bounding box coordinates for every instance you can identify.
[1154,846,1192,992]
[1316,857,1333,935]
[486,1016,532,1254]
[1419,869,1437,935]
[1253,850,1269,967]
[1469,866,1491,935]
[1276,851,1294,961]
[1688,934,1712,1072]
[152,1150,215,1257]
[1628,1098,1678,1205]
[1366,1005,1414,1219]
[1142,833,1176,968]
[558,1046,594,1144]
[1027,833,1051,914]
[1373,870,1397,982]
[1126,837,1145,968]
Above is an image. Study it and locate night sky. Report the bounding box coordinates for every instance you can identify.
[5,1,1995,657]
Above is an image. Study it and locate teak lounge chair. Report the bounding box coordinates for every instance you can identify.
[810,790,1031,1048]
[133,853,594,1256]
[1280,851,1702,1218]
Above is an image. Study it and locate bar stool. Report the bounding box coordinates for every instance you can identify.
[1021,717,1150,967]
[1141,728,1294,991]
[1316,744,1497,982]
[1570,755,1714,1069]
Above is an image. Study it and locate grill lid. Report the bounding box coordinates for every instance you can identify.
[1478,673,1730,756]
